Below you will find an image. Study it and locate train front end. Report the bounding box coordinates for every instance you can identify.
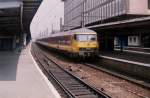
[72,32,99,58]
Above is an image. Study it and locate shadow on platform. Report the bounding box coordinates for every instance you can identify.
[0,51,21,81]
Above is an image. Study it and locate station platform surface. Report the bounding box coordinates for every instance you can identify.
[115,47,150,55]
[0,44,61,98]
[100,51,150,64]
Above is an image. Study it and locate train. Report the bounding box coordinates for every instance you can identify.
[36,28,99,58]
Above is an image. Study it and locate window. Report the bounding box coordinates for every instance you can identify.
[129,37,132,42]
[77,35,88,41]
[88,35,96,41]
[133,37,136,43]
[74,34,96,41]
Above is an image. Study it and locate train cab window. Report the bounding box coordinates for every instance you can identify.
[74,34,96,41]
[77,35,88,41]
[88,35,96,41]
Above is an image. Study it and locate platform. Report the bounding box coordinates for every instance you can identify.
[99,51,150,81]
[115,46,150,55]
[100,51,150,64]
[0,44,61,98]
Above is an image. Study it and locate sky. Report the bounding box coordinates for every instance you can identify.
[30,0,64,40]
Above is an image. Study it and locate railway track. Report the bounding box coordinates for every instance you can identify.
[84,63,150,89]
[81,63,150,98]
[31,43,111,98]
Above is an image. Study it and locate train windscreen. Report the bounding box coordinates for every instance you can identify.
[74,34,96,42]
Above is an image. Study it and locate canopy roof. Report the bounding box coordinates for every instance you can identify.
[0,1,21,9]
[0,0,42,35]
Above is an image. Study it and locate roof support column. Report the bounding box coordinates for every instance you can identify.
[20,2,24,48]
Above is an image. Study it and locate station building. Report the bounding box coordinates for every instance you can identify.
[63,0,150,50]
[0,0,42,51]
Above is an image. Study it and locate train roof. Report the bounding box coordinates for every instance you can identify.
[72,28,96,34]
[50,28,96,37]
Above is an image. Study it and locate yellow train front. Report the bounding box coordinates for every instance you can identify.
[71,31,99,58]
[37,28,99,58]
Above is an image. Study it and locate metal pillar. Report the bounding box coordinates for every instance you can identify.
[120,36,123,52]
[81,0,87,28]
[20,2,24,48]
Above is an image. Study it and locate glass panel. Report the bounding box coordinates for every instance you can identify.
[75,34,96,41]
[77,35,88,41]
[88,35,96,41]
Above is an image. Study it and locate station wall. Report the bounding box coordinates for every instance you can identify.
[128,0,150,15]
[84,0,127,25]
[64,0,150,30]
[114,36,140,47]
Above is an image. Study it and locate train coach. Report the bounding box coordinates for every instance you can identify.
[36,28,99,58]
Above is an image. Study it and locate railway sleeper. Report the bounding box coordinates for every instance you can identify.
[72,91,95,96]
[70,89,93,92]
[50,70,68,74]
[49,70,69,75]
[68,87,88,90]
[61,79,80,83]
[54,74,71,78]
[65,82,84,85]
[65,85,86,88]
[55,76,73,80]
[50,70,66,74]
[76,95,98,98]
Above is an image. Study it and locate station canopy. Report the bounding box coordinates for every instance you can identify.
[0,1,21,9]
[0,0,42,36]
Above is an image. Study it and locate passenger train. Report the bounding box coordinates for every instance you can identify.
[36,28,99,58]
